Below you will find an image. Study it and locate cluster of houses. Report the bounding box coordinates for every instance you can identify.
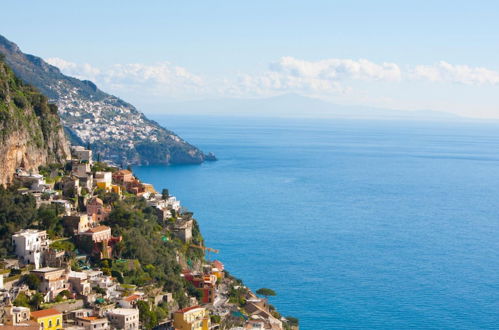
[0,146,295,330]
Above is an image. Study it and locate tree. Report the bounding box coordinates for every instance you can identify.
[256,288,276,299]
[24,273,41,290]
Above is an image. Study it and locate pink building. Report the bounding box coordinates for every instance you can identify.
[86,197,110,222]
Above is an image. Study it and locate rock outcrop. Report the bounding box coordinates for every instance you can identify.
[0,56,70,186]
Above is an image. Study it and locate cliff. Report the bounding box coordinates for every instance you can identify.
[0,56,70,186]
[0,34,215,165]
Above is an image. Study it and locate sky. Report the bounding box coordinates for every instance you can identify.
[1,1,499,118]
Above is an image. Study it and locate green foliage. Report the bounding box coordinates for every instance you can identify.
[13,292,44,310]
[137,300,158,330]
[23,273,41,290]
[256,288,276,298]
[0,186,38,257]
[211,315,221,324]
[37,204,64,238]
[50,239,75,252]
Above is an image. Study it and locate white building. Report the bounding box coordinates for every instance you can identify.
[106,308,139,330]
[12,229,49,269]
[73,146,93,164]
[94,172,112,186]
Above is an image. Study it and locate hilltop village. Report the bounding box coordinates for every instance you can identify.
[0,146,298,330]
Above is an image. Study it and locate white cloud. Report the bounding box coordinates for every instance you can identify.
[270,56,402,81]
[46,57,205,99]
[413,61,499,85]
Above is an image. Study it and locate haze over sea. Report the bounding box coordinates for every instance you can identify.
[134,116,499,329]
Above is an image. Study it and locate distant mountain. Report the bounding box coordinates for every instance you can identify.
[152,93,461,120]
[0,34,214,165]
[0,55,70,185]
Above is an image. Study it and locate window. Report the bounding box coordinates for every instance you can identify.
[49,320,52,327]
[57,319,60,325]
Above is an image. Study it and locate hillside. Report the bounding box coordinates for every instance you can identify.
[0,34,214,165]
[0,55,70,185]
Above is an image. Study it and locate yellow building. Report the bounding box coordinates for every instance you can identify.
[31,308,63,330]
[173,306,210,330]
[111,184,122,195]
[96,181,111,191]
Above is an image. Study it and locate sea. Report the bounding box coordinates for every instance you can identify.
[133,116,499,329]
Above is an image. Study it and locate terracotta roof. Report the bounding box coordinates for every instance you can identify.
[87,225,110,233]
[31,308,61,319]
[115,170,132,175]
[175,305,203,314]
[123,294,141,302]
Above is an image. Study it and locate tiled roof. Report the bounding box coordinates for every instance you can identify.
[31,308,61,318]
[87,225,110,233]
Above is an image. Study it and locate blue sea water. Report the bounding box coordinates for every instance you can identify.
[134,116,499,329]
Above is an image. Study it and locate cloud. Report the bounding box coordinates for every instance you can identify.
[46,57,205,99]
[413,61,499,85]
[270,56,402,81]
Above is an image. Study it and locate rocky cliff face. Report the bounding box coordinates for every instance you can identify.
[0,34,214,165]
[0,57,70,186]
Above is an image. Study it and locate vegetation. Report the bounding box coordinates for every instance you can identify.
[256,288,276,299]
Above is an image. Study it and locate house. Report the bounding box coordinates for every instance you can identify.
[51,199,72,215]
[118,294,144,308]
[212,260,225,279]
[12,229,50,269]
[244,293,283,330]
[30,267,69,302]
[45,248,66,268]
[73,163,91,179]
[75,316,110,330]
[31,308,63,330]
[86,197,111,222]
[79,226,112,243]
[183,272,217,304]
[78,226,114,258]
[66,308,94,320]
[173,306,210,330]
[68,271,91,296]
[73,146,93,164]
[2,305,31,326]
[63,213,92,236]
[94,172,113,191]
[112,170,133,185]
[106,308,140,329]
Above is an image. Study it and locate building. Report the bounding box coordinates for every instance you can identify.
[118,294,143,309]
[173,219,193,243]
[94,172,113,191]
[30,267,69,302]
[212,260,225,279]
[63,213,92,236]
[73,146,93,164]
[3,305,31,326]
[107,308,139,329]
[173,306,210,330]
[75,316,109,330]
[31,308,63,330]
[183,272,217,304]
[73,163,92,179]
[79,226,112,243]
[68,271,91,296]
[112,170,133,185]
[12,229,49,269]
[86,197,111,222]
